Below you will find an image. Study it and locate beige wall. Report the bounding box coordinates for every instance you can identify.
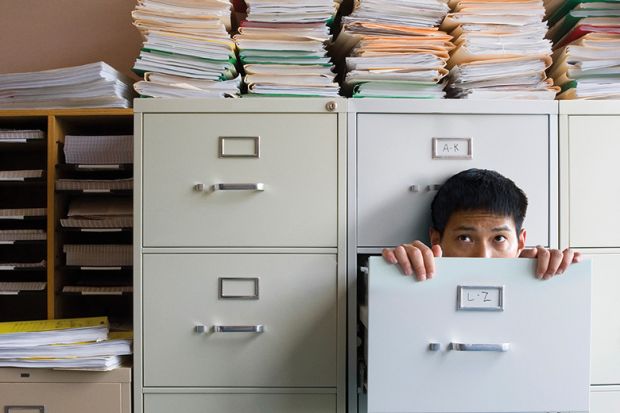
[0,0,143,81]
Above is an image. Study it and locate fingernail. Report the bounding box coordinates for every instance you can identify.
[427,272,434,279]
[405,269,412,276]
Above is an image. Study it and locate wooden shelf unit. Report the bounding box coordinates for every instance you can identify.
[0,108,133,322]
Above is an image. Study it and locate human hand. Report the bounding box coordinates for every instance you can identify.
[382,241,443,281]
[519,246,582,279]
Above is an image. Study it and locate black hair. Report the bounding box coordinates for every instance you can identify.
[430,168,528,237]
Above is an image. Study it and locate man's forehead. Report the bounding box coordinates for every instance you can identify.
[446,210,517,230]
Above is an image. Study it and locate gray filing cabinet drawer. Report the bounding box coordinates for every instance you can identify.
[357,113,551,247]
[144,393,336,413]
[0,367,131,413]
[567,116,620,248]
[142,253,338,387]
[366,257,590,413]
[590,253,620,385]
[591,386,620,413]
[142,113,337,247]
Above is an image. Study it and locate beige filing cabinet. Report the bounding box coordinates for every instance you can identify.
[559,101,620,413]
[0,367,131,413]
[347,99,559,413]
[134,98,347,413]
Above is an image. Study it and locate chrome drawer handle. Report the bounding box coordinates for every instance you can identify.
[450,342,510,352]
[193,183,265,192]
[213,183,265,191]
[213,325,264,333]
[5,406,45,413]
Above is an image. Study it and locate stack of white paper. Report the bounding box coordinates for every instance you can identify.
[0,230,46,242]
[0,260,46,271]
[0,170,43,181]
[61,198,133,229]
[0,318,131,371]
[0,62,132,109]
[0,130,44,141]
[0,317,108,347]
[64,135,133,165]
[234,0,341,96]
[55,178,133,192]
[442,0,558,99]
[132,0,241,97]
[63,244,132,267]
[331,0,453,98]
[0,208,46,218]
[0,282,46,294]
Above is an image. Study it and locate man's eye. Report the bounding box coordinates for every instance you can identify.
[495,235,507,242]
[457,235,472,242]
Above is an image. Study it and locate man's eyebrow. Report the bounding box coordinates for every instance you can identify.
[454,226,477,231]
[492,226,512,232]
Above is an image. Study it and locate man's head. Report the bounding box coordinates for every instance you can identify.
[429,169,528,258]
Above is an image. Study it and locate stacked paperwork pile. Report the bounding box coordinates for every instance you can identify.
[0,317,132,371]
[0,62,132,109]
[61,198,133,230]
[0,170,43,181]
[331,0,453,98]
[132,0,241,98]
[0,208,46,218]
[0,260,46,271]
[56,178,133,192]
[64,135,133,165]
[546,0,620,99]
[63,244,133,267]
[234,0,341,97]
[0,129,44,142]
[442,0,558,99]
[0,230,46,242]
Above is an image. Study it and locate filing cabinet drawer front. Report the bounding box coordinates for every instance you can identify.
[591,387,620,413]
[357,114,551,247]
[142,113,337,247]
[144,393,336,413]
[142,254,338,387]
[568,116,620,248]
[1,383,125,413]
[590,253,620,385]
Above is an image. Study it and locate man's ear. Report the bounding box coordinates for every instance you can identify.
[517,228,526,255]
[429,228,441,246]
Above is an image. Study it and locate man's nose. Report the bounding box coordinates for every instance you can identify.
[472,243,493,258]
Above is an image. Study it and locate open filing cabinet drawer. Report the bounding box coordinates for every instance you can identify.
[365,257,590,413]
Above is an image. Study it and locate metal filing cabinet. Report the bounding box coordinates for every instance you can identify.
[347,100,559,413]
[559,101,620,413]
[0,367,131,413]
[134,98,347,413]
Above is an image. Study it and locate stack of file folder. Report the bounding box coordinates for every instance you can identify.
[0,229,46,242]
[0,62,132,109]
[0,170,43,181]
[233,0,341,97]
[0,129,44,142]
[546,0,620,99]
[0,317,132,371]
[64,135,133,165]
[442,0,558,99]
[132,0,241,98]
[63,244,132,267]
[332,0,453,98]
[61,198,133,230]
